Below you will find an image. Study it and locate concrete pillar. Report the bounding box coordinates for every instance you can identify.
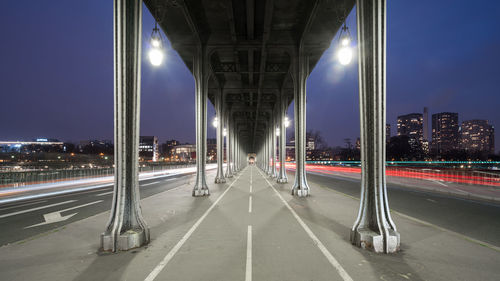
[291,54,310,197]
[214,90,226,183]
[231,122,237,174]
[101,0,149,252]
[272,110,278,178]
[225,111,233,178]
[277,92,288,183]
[265,125,271,174]
[351,0,400,254]
[192,45,209,197]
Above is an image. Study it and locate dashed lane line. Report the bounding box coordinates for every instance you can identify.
[245,225,252,281]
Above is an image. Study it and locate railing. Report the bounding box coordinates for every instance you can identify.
[0,163,195,188]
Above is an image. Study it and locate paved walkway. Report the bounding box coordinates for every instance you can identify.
[0,165,499,281]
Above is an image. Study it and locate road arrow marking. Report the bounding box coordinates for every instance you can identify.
[24,200,103,228]
[0,200,76,219]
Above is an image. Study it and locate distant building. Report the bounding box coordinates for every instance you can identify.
[432,112,460,154]
[207,138,216,161]
[397,113,424,144]
[423,107,429,142]
[139,136,159,162]
[386,124,391,143]
[461,120,495,154]
[0,139,65,153]
[172,144,196,162]
[78,139,113,155]
[160,139,180,158]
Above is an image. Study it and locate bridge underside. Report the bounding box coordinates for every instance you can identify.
[144,0,354,151]
[104,0,401,255]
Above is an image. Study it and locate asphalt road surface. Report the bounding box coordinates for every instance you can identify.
[0,169,498,248]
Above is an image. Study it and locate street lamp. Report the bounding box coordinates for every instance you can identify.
[337,21,353,66]
[276,127,280,136]
[223,128,227,136]
[149,22,164,66]
[212,116,218,128]
[284,116,290,128]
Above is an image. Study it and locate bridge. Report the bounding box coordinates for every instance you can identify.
[0,0,499,280]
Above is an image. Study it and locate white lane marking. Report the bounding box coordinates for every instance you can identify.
[426,198,437,203]
[257,169,353,281]
[245,225,252,281]
[0,200,47,211]
[144,167,247,281]
[0,184,112,205]
[431,180,448,187]
[142,181,160,186]
[248,196,252,213]
[25,200,103,228]
[0,200,77,219]
[96,191,114,197]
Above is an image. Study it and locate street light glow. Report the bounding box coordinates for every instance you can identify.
[148,48,164,66]
[223,128,227,136]
[212,117,218,128]
[151,38,161,48]
[337,47,352,65]
[276,127,280,136]
[284,117,290,128]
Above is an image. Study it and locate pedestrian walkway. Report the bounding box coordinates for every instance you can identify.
[0,166,498,281]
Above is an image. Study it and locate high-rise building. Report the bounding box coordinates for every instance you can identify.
[431,112,459,154]
[461,120,495,154]
[139,136,159,162]
[423,107,429,141]
[397,113,424,144]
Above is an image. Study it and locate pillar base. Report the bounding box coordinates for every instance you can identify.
[192,187,210,197]
[277,177,288,183]
[350,228,400,253]
[291,186,310,197]
[214,177,226,183]
[101,228,149,252]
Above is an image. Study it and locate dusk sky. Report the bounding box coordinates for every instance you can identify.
[0,1,499,152]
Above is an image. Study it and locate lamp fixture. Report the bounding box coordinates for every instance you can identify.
[337,20,353,65]
[149,22,164,66]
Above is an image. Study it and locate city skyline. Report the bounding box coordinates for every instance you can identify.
[0,1,499,153]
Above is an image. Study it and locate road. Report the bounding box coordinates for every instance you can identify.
[0,167,499,250]
[0,172,195,246]
[0,166,499,281]
[302,171,500,247]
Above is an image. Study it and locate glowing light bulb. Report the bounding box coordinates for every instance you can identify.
[149,48,164,66]
[337,47,352,65]
[151,38,161,48]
